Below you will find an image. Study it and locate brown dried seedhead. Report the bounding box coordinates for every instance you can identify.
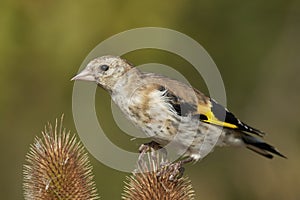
[122,151,195,200]
[23,116,99,200]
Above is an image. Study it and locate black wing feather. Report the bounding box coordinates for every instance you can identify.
[210,99,265,137]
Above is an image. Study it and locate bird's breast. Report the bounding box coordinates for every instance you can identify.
[112,84,182,140]
[112,83,225,159]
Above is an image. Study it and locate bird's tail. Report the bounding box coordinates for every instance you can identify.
[241,133,286,159]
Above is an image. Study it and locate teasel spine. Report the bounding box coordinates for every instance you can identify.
[122,151,195,200]
[23,116,99,200]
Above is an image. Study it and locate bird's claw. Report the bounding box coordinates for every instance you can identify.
[169,163,185,181]
[138,141,167,162]
[137,142,193,181]
[157,157,194,181]
[163,161,185,181]
[138,141,163,152]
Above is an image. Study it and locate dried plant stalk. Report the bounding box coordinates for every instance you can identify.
[23,116,99,200]
[122,151,195,200]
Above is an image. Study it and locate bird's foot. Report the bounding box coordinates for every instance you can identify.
[138,141,167,164]
[168,162,185,181]
[138,141,163,152]
[158,157,194,181]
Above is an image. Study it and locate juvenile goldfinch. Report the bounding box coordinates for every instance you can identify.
[72,55,286,164]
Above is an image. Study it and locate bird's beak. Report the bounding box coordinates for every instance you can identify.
[71,68,95,82]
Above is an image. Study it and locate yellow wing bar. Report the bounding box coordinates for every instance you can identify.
[197,103,238,129]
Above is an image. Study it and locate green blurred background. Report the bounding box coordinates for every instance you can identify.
[1,0,300,199]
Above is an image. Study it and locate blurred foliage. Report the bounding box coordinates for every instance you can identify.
[0,0,299,199]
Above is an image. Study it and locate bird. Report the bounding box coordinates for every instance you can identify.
[71,55,286,169]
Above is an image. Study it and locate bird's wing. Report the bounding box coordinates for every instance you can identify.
[146,74,265,137]
[196,95,265,136]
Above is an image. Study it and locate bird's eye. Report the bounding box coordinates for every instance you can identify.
[99,65,109,71]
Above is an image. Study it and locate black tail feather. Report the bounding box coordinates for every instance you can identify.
[246,145,274,159]
[241,133,287,159]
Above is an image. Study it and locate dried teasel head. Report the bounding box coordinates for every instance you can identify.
[23,116,99,200]
[122,151,195,200]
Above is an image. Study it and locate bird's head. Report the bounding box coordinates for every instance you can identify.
[71,55,134,92]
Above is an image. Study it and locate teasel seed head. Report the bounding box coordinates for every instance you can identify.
[122,151,195,200]
[23,116,99,200]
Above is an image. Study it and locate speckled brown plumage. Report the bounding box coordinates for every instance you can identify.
[72,55,286,162]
